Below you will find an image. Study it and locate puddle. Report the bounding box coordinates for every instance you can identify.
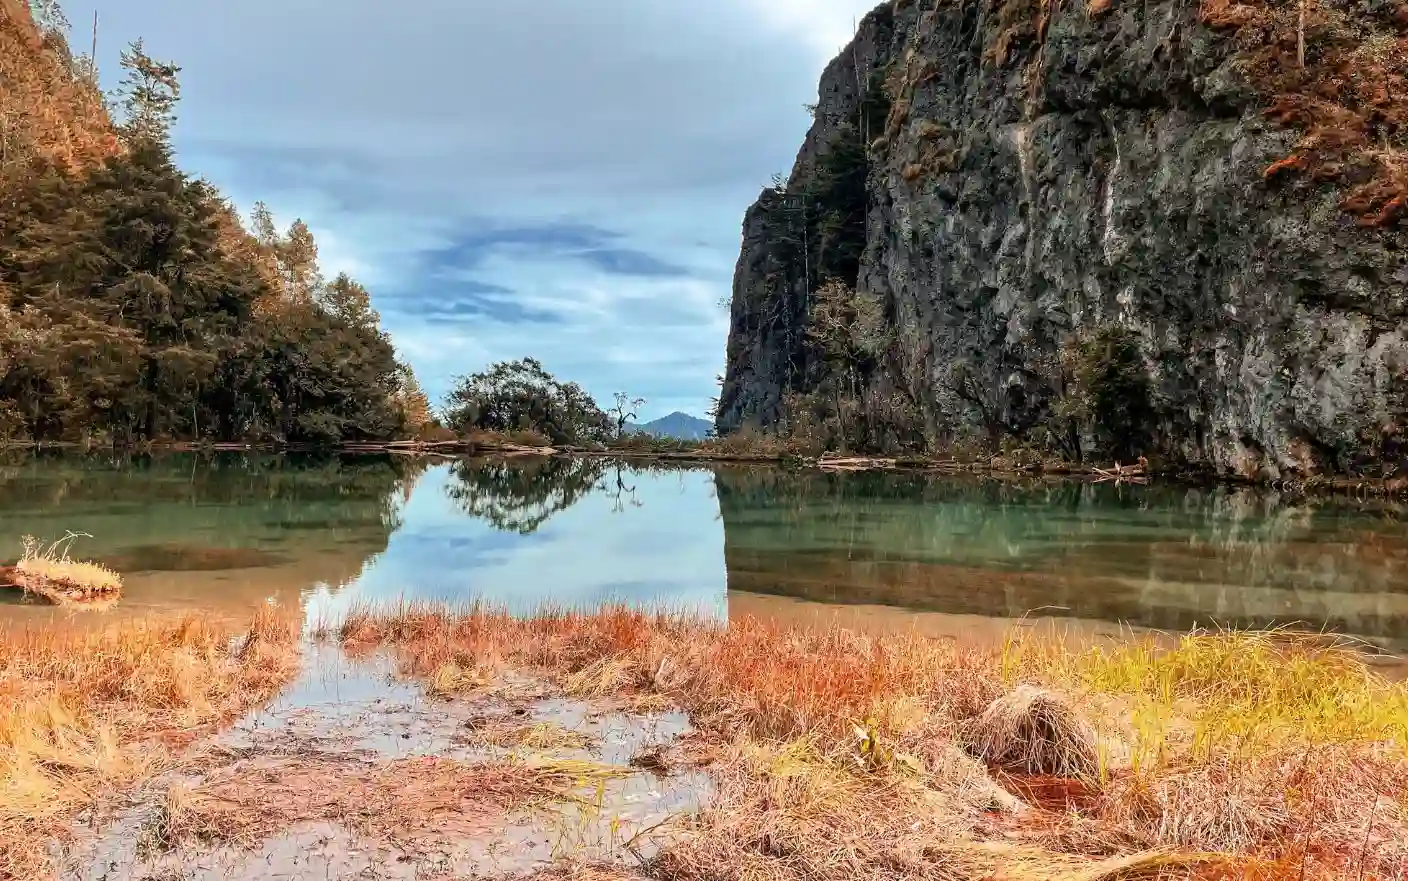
[55,641,712,880]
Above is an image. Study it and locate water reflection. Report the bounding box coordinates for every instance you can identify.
[714,469,1408,648]
[0,451,426,622]
[1,453,1406,651]
[306,459,724,622]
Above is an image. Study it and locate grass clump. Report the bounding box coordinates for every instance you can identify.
[10,532,122,607]
[0,605,299,879]
[962,685,1100,777]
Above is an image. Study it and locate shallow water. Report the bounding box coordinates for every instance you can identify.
[57,638,708,880]
[2,451,1407,652]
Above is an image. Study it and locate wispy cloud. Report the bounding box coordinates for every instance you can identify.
[62,0,876,419]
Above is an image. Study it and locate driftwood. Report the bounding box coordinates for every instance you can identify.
[1092,457,1149,485]
[817,456,897,472]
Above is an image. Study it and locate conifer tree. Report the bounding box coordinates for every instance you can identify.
[0,14,411,447]
[324,272,380,331]
[279,219,322,302]
[115,39,180,147]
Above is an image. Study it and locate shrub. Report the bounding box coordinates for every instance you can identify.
[1057,325,1154,462]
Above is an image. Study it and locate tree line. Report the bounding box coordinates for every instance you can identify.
[0,8,431,445]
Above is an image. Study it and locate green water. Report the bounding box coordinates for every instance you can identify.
[1,452,1406,649]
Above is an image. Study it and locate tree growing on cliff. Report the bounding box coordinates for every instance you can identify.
[1054,326,1154,463]
[114,39,180,147]
[807,280,887,384]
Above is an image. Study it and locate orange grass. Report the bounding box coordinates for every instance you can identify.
[0,605,299,879]
[324,604,1408,881]
[1198,0,1408,226]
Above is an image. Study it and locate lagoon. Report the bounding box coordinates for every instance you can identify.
[2,452,1406,653]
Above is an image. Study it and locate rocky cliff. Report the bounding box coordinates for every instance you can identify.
[717,0,1408,478]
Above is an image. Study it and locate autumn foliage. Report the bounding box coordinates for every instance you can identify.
[1201,0,1408,225]
[0,1,430,445]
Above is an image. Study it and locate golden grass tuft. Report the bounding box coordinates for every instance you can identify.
[0,604,299,879]
[962,685,1100,778]
[9,533,122,606]
[463,718,595,752]
[1055,629,1408,755]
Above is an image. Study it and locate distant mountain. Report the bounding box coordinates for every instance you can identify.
[624,412,713,441]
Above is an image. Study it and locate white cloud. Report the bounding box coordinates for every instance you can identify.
[58,0,876,421]
[745,0,875,58]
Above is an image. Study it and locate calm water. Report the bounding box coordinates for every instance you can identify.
[2,452,1407,652]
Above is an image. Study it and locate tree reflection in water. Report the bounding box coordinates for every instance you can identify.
[444,458,690,534]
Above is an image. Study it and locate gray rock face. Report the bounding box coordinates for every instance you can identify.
[717,0,1408,476]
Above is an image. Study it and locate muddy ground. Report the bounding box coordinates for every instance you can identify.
[53,644,711,881]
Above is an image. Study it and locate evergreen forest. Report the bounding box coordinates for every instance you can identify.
[0,2,432,445]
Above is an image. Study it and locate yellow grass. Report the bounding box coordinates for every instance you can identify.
[1015,629,1408,758]
[0,605,299,879]
[323,604,1408,880]
[12,533,123,606]
[159,754,628,848]
[462,718,596,752]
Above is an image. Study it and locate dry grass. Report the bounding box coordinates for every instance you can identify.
[322,604,1408,881]
[0,605,299,879]
[462,718,596,752]
[1198,0,1408,225]
[962,685,1100,778]
[160,754,628,848]
[10,533,122,606]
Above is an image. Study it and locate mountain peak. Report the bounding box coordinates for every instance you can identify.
[626,412,712,441]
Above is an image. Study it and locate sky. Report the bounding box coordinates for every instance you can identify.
[57,0,877,421]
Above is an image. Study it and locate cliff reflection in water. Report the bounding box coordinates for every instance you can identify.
[1,453,1405,650]
[713,468,1408,649]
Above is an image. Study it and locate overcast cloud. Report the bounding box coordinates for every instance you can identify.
[59,0,875,419]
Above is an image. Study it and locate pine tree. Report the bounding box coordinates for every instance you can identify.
[324,272,380,331]
[115,39,180,147]
[0,142,265,440]
[279,219,322,302]
[28,1,69,38]
[249,201,278,248]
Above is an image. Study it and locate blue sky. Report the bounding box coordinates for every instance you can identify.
[57,0,876,420]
